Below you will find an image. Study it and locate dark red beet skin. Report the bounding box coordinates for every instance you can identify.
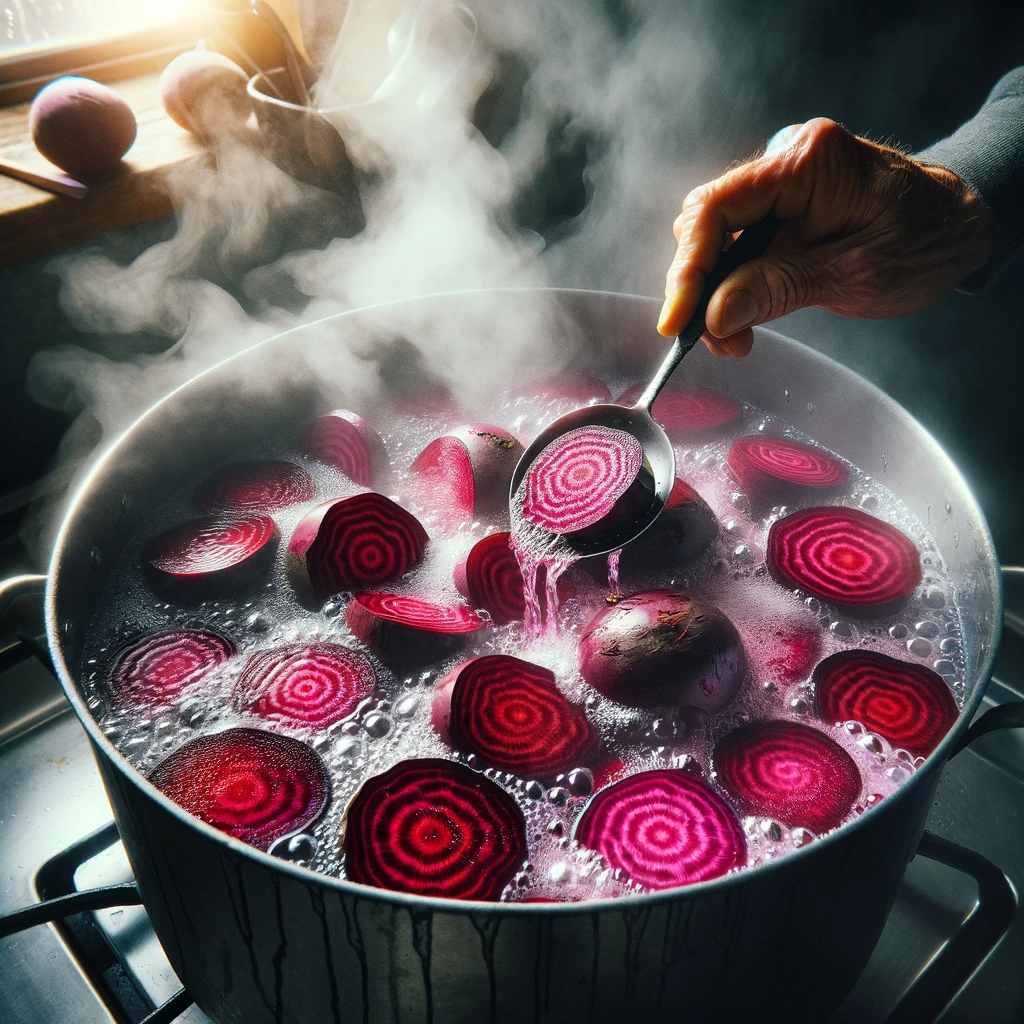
[236,642,375,729]
[346,593,485,669]
[439,655,599,776]
[144,514,277,599]
[149,728,329,851]
[618,383,742,439]
[574,769,746,890]
[299,409,384,488]
[579,591,746,712]
[343,758,527,900]
[411,424,524,527]
[814,650,959,756]
[109,629,234,704]
[196,460,314,513]
[768,507,922,608]
[728,436,849,501]
[713,720,861,834]
[288,493,428,604]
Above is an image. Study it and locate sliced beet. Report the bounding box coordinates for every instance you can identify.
[574,769,746,890]
[109,628,235,705]
[299,409,384,488]
[767,507,922,608]
[728,436,849,501]
[618,383,742,439]
[149,727,329,851]
[144,514,277,599]
[533,373,612,406]
[196,460,314,513]
[814,649,959,756]
[713,720,861,833]
[578,591,746,712]
[346,592,485,669]
[287,493,428,604]
[521,425,648,536]
[441,655,599,776]
[342,757,526,900]
[236,642,375,729]
[411,424,524,527]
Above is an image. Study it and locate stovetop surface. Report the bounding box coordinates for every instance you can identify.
[2,626,1022,1024]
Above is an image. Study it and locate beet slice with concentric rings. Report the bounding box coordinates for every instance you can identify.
[236,642,375,729]
[728,436,849,501]
[618,383,742,439]
[196,460,314,513]
[574,769,746,890]
[150,728,329,851]
[579,590,746,712]
[713,720,861,834]
[347,592,486,669]
[814,649,958,756]
[411,424,524,527]
[144,514,277,599]
[343,757,526,900]
[109,628,235,705]
[767,507,922,608]
[299,409,384,488]
[442,655,599,776]
[522,424,646,535]
[288,493,428,604]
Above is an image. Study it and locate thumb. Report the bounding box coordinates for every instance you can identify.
[704,253,827,339]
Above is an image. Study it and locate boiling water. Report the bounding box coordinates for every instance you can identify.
[81,381,966,901]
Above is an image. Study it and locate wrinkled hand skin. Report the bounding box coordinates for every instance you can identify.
[658,118,995,357]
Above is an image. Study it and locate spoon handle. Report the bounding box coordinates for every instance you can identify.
[634,215,783,412]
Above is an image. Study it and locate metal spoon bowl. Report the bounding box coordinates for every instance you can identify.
[510,216,782,558]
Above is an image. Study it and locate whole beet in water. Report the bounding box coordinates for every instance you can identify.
[298,409,385,488]
[288,493,428,605]
[342,757,526,900]
[578,591,746,712]
[411,423,524,527]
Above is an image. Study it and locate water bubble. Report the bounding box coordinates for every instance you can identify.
[830,621,854,639]
[362,712,392,738]
[789,698,808,714]
[312,735,331,753]
[804,597,821,614]
[730,492,751,513]
[860,495,879,511]
[858,734,883,755]
[269,833,318,865]
[939,637,958,654]
[120,493,133,514]
[466,754,480,770]
[887,765,912,785]
[922,587,946,609]
[763,681,778,693]
[791,828,815,848]
[547,820,564,837]
[336,738,362,762]
[567,769,593,797]
[89,546,102,569]
[394,696,419,719]
[888,624,910,640]
[245,611,271,633]
[322,598,345,617]
[514,872,530,888]
[934,660,956,677]
[341,721,361,737]
[761,820,783,842]
[524,780,546,801]
[714,558,731,575]
[548,787,570,806]
[548,862,569,884]
[784,389,790,401]
[652,717,674,739]
[62,620,75,641]
[907,637,933,658]
[914,620,940,638]
[732,544,758,566]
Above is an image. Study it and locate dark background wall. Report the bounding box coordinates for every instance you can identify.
[1,0,1021,565]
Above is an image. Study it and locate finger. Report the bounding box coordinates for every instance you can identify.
[716,328,755,357]
[701,333,730,358]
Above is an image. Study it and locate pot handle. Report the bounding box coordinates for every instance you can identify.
[0,573,47,617]
[950,565,1024,757]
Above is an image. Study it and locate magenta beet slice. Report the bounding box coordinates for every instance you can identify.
[767,507,922,608]
[343,757,526,900]
[411,424,524,526]
[288,493,428,603]
[533,373,612,405]
[579,591,745,712]
[728,436,849,500]
[299,409,384,488]
[196,460,314,513]
[618,383,741,438]
[713,721,861,833]
[236,642,375,729]
[522,425,644,534]
[814,650,958,756]
[443,655,599,776]
[109,628,234,704]
[150,727,329,851]
[574,769,745,890]
[347,593,485,669]
[463,532,525,624]
[145,514,277,597]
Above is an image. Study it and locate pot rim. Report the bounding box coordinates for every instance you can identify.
[43,287,1003,914]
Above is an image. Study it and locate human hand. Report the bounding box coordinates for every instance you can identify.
[657,118,994,356]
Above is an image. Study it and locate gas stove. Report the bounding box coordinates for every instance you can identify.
[1,581,1022,1024]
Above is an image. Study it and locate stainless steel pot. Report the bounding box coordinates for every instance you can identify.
[2,289,1020,1024]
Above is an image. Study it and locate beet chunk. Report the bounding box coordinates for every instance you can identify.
[578,590,745,711]
[618,382,742,439]
[728,436,849,503]
[299,409,385,488]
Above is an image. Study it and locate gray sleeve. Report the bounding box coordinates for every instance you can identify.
[915,67,1024,285]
